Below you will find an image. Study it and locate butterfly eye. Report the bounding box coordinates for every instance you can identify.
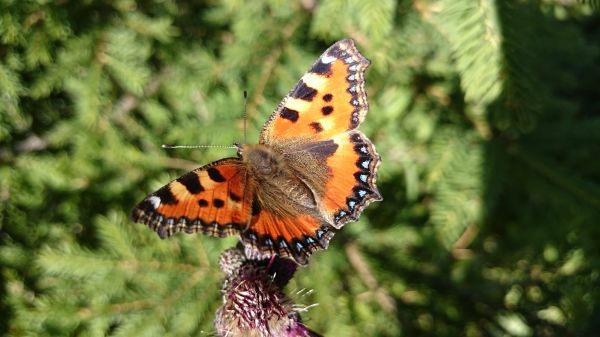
[234,143,243,156]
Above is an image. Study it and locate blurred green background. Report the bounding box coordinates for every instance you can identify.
[1,0,600,336]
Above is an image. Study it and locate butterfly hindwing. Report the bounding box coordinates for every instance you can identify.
[322,131,382,227]
[242,210,334,265]
[131,158,252,239]
[260,39,370,143]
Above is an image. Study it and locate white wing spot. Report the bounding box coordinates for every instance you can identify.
[148,196,161,209]
[362,160,370,169]
[344,57,353,63]
[360,174,368,182]
[321,54,337,64]
[348,74,355,81]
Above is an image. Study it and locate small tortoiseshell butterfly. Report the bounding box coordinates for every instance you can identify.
[131,39,381,265]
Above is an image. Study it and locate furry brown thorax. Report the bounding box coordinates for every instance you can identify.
[242,144,285,176]
[240,142,331,220]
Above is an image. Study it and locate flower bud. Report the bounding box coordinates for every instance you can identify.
[214,248,322,337]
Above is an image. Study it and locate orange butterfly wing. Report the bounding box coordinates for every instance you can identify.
[260,39,370,143]
[242,209,334,265]
[131,158,252,239]
[260,39,381,230]
[322,130,381,227]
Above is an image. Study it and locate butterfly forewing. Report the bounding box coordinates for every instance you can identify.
[131,158,252,239]
[260,39,370,143]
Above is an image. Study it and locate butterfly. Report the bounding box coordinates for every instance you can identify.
[131,39,381,265]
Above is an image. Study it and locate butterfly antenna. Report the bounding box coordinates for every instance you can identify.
[243,90,248,145]
[163,91,249,151]
[161,144,237,149]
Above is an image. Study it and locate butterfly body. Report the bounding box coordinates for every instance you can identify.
[242,142,325,218]
[132,39,381,264]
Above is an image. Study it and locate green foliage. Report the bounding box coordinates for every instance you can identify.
[1,0,599,336]
[15,212,229,337]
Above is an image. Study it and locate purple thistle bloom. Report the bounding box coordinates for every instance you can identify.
[214,248,323,337]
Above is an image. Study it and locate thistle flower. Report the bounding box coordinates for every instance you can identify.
[214,248,322,337]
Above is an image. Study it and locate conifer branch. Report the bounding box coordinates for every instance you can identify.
[118,259,203,273]
[345,243,396,314]
[514,149,600,209]
[246,18,303,122]
[112,67,172,120]
[158,156,202,171]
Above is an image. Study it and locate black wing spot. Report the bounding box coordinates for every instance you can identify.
[251,198,261,216]
[356,155,371,169]
[322,93,333,102]
[155,186,177,205]
[310,60,332,76]
[350,133,363,142]
[207,167,226,182]
[131,201,154,224]
[321,106,334,115]
[198,199,209,207]
[306,139,339,159]
[213,198,225,208]
[229,191,242,202]
[291,80,318,101]
[177,172,204,194]
[310,122,323,133]
[280,107,299,122]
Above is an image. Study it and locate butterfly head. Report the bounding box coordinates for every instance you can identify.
[234,142,244,157]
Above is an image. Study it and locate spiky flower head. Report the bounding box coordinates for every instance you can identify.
[214,248,322,337]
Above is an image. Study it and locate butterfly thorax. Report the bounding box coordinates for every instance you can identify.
[242,144,285,176]
[241,144,320,218]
